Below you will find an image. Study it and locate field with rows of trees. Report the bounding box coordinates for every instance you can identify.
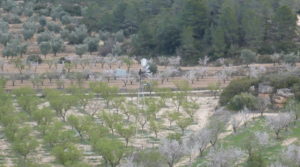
[0,0,299,167]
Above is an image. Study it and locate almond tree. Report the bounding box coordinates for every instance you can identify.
[231,116,241,133]
[159,139,185,167]
[176,117,193,135]
[267,113,293,139]
[206,147,245,167]
[282,145,300,166]
[92,138,126,167]
[194,129,211,157]
[149,119,164,138]
[116,124,136,147]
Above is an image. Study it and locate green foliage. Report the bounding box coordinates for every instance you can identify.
[68,25,88,44]
[176,117,193,135]
[52,143,82,166]
[264,73,300,89]
[89,82,119,107]
[148,63,158,74]
[27,55,43,64]
[240,49,257,65]
[84,37,99,54]
[45,89,79,121]
[228,93,258,111]
[32,108,55,134]
[13,87,39,114]
[273,6,298,53]
[75,44,88,58]
[220,77,258,105]
[50,37,64,56]
[12,127,39,160]
[92,137,126,167]
[133,150,164,167]
[37,31,52,44]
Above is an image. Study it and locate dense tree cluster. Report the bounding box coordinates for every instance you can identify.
[7,0,298,65]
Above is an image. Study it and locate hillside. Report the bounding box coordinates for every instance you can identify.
[0,0,299,167]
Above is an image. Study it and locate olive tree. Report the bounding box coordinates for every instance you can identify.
[0,32,11,46]
[68,25,88,44]
[39,42,51,58]
[50,37,64,56]
[75,44,88,58]
[84,37,99,55]
[23,21,37,41]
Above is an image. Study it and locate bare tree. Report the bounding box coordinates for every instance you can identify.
[206,147,245,167]
[254,131,269,146]
[194,129,211,157]
[248,66,266,78]
[158,56,169,68]
[184,70,196,84]
[267,113,293,139]
[231,116,241,133]
[198,56,210,66]
[183,134,197,162]
[159,139,185,167]
[168,56,181,68]
[282,145,300,166]
[158,68,178,84]
[207,109,230,147]
[270,162,288,167]
[195,67,208,80]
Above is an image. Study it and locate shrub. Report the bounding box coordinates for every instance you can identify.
[62,4,82,16]
[282,53,299,65]
[149,63,158,74]
[228,93,258,111]
[3,14,21,24]
[256,54,273,64]
[220,77,258,105]
[27,55,43,64]
[58,57,71,64]
[47,22,61,33]
[264,73,300,89]
[292,83,300,101]
[240,49,256,65]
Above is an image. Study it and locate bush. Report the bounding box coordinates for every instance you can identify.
[292,83,300,101]
[240,49,256,65]
[149,63,158,74]
[58,57,71,64]
[282,53,299,65]
[228,93,258,111]
[256,54,273,64]
[47,22,61,33]
[27,55,43,64]
[3,14,21,24]
[264,73,300,89]
[62,4,82,16]
[220,77,259,105]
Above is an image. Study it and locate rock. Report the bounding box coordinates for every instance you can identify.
[276,88,294,98]
[258,84,274,94]
[273,95,288,104]
[249,86,256,92]
[258,94,271,105]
